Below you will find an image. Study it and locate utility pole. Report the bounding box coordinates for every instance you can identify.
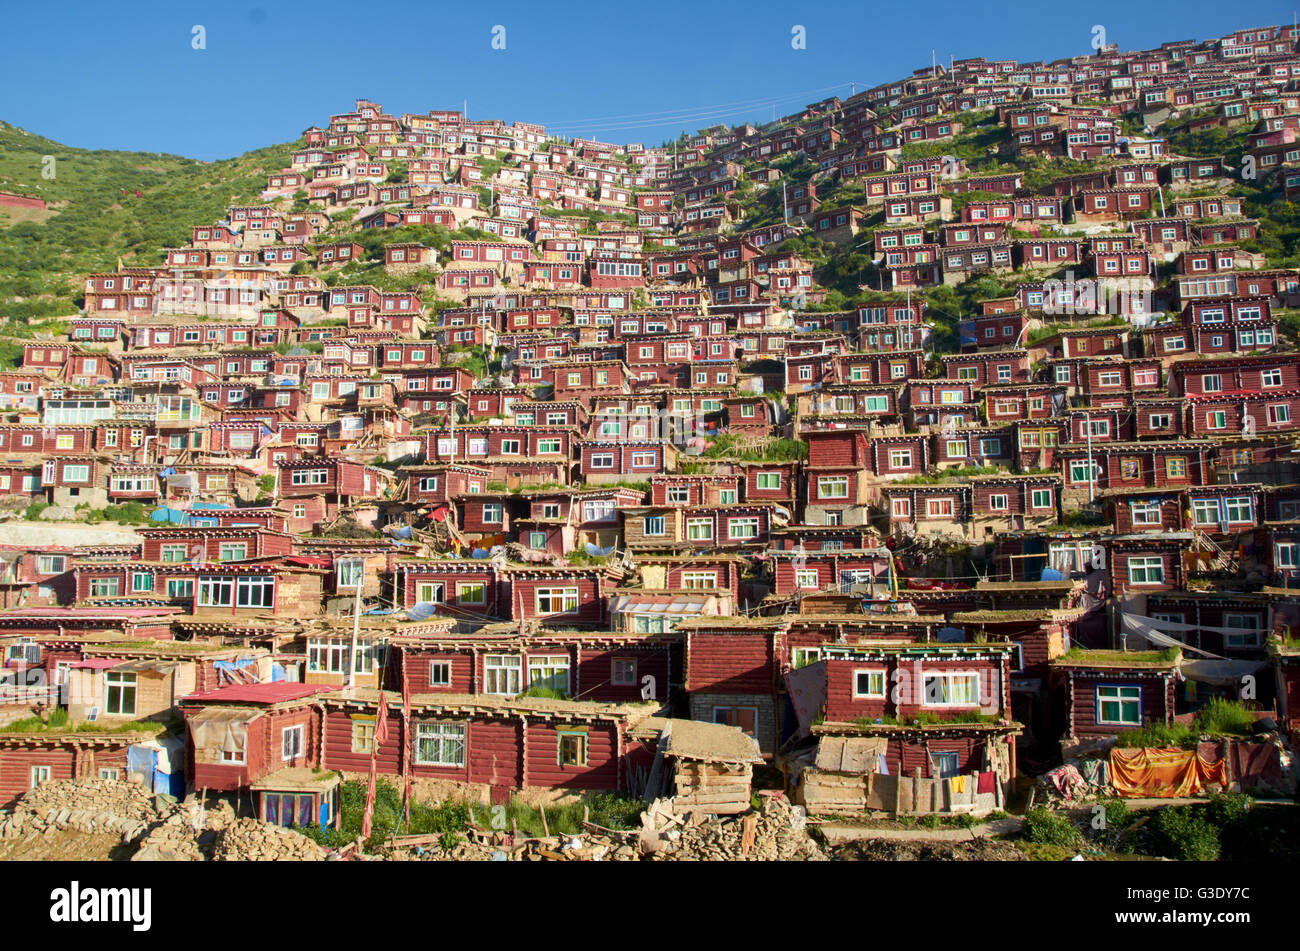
[346,578,361,690]
[782,181,789,224]
[904,286,911,354]
[1085,411,1095,504]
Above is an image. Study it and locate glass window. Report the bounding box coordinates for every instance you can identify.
[922,672,980,706]
[853,670,886,697]
[1097,685,1141,725]
[415,722,466,766]
[484,655,521,695]
[105,671,137,715]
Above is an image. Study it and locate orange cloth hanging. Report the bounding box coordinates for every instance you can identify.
[1108,746,1228,798]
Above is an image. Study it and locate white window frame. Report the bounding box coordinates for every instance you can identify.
[1127,555,1165,586]
[853,669,886,698]
[1096,685,1142,726]
[922,671,980,707]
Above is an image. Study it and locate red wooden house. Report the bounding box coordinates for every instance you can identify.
[1053,650,1180,740]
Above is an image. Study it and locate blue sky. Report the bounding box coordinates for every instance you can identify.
[0,0,1293,160]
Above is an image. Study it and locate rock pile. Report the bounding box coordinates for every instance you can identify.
[396,797,827,862]
[648,796,828,861]
[0,778,160,842]
[131,798,234,861]
[0,778,325,861]
[211,818,326,861]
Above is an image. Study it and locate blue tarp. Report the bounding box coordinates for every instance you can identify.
[271,663,286,682]
[213,657,256,675]
[152,770,186,798]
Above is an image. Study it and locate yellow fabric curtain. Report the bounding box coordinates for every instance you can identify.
[1108,747,1228,798]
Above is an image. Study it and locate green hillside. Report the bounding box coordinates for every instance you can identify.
[0,121,302,321]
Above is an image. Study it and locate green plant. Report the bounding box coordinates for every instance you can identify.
[1192,698,1256,737]
[4,707,69,731]
[300,778,471,850]
[1113,722,1195,749]
[469,792,642,838]
[82,501,149,525]
[520,686,570,700]
[1021,807,1082,848]
[1151,806,1221,861]
[584,792,644,830]
[1203,791,1252,829]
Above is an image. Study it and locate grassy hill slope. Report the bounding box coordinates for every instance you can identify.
[0,121,302,321]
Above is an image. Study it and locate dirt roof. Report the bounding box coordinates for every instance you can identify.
[0,521,146,549]
[183,683,336,705]
[249,767,341,791]
[660,718,762,764]
[325,687,663,724]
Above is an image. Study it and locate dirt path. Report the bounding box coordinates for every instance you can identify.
[817,817,1022,844]
[0,828,126,861]
[832,836,1028,861]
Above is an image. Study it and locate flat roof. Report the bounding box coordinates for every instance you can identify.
[183,683,337,704]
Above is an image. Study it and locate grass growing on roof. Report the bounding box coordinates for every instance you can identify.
[0,710,170,735]
[1191,698,1257,737]
[1059,647,1180,667]
[895,465,1003,484]
[854,711,1002,728]
[519,685,571,701]
[1113,721,1195,749]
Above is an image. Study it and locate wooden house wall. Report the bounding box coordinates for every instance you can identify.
[1067,671,1175,737]
[523,720,619,790]
[685,633,773,693]
[0,743,130,808]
